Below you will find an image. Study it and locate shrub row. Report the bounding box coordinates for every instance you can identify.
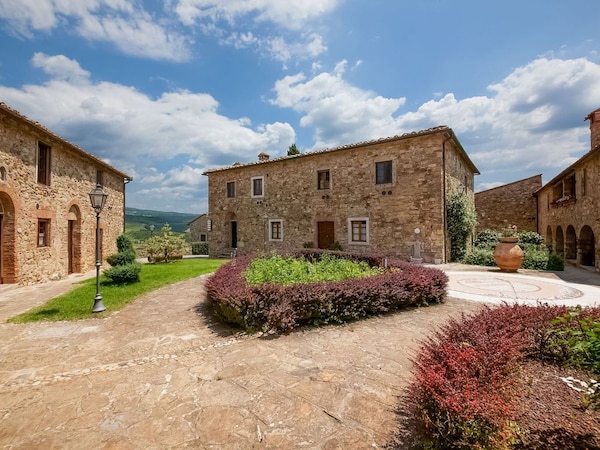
[408,304,600,448]
[205,251,448,333]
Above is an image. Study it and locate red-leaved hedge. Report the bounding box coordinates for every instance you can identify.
[205,251,448,333]
[408,304,600,449]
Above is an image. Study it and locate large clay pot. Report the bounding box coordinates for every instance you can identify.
[494,237,524,272]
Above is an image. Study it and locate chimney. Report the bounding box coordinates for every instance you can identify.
[585,108,600,149]
[258,152,270,161]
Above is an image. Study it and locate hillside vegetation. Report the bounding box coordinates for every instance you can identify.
[125,207,200,241]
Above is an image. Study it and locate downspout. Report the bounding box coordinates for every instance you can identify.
[123,177,132,233]
[442,135,451,263]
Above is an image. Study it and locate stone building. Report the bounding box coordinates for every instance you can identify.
[535,107,600,271]
[0,102,131,285]
[187,213,208,242]
[203,126,479,263]
[475,174,542,233]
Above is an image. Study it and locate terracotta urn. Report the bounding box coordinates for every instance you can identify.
[494,237,524,272]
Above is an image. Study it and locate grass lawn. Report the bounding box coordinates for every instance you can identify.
[8,258,226,323]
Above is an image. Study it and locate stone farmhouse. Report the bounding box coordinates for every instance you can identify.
[0,103,131,285]
[475,174,542,233]
[203,126,479,263]
[535,107,600,271]
[187,213,208,242]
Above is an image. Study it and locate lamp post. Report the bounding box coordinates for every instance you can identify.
[89,183,108,313]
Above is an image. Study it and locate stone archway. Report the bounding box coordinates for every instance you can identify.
[0,193,16,284]
[545,225,553,252]
[555,226,564,258]
[67,204,82,274]
[565,225,577,260]
[578,225,596,267]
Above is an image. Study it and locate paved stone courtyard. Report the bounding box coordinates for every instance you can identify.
[1,265,599,449]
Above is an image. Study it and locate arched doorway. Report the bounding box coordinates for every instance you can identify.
[0,193,16,284]
[67,205,82,274]
[555,226,564,258]
[545,226,553,252]
[566,225,577,260]
[578,225,596,267]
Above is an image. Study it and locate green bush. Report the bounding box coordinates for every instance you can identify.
[462,248,496,266]
[104,262,141,284]
[547,253,565,271]
[116,234,136,254]
[474,229,500,250]
[106,250,136,267]
[517,231,544,246]
[522,248,549,270]
[191,242,209,255]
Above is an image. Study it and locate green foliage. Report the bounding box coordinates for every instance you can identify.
[116,234,136,254]
[517,231,544,246]
[446,191,477,261]
[462,248,496,266]
[521,247,549,270]
[474,229,500,250]
[106,250,136,267]
[104,262,141,284]
[549,309,600,408]
[146,224,186,263]
[244,252,383,286]
[287,143,300,155]
[191,242,209,255]
[8,259,226,322]
[547,253,565,271]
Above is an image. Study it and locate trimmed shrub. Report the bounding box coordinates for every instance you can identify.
[462,248,496,266]
[517,231,544,246]
[474,229,500,250]
[116,234,136,254]
[206,251,448,333]
[408,304,600,448]
[521,247,549,270]
[191,242,209,255]
[104,262,141,284]
[107,250,136,267]
[546,253,565,271]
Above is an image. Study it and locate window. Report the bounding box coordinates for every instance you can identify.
[0,166,6,183]
[348,218,369,244]
[227,181,236,198]
[37,142,51,185]
[200,234,207,242]
[251,176,264,197]
[38,219,50,247]
[317,170,330,190]
[375,161,392,184]
[582,168,587,196]
[269,219,283,241]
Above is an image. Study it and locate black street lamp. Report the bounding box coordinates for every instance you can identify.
[89,183,108,313]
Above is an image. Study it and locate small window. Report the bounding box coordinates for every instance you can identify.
[375,161,392,184]
[251,176,264,197]
[269,219,283,241]
[37,142,51,185]
[227,181,236,198]
[38,219,50,247]
[200,234,207,242]
[317,170,330,190]
[0,166,6,183]
[348,218,369,244]
[582,168,587,196]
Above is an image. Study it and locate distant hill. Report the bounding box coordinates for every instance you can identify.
[125,207,201,239]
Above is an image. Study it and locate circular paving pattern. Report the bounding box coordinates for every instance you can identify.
[448,273,584,302]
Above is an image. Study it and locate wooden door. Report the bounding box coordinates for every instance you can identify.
[68,220,74,274]
[317,221,335,249]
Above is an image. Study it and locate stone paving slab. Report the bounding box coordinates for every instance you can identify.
[0,274,483,449]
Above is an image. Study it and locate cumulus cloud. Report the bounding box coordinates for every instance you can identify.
[0,0,190,61]
[271,57,600,191]
[0,53,296,211]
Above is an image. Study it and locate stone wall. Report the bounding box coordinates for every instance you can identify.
[188,214,208,242]
[537,148,600,271]
[475,174,542,233]
[0,104,127,285]
[205,128,477,263]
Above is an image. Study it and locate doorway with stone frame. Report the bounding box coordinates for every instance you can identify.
[317,221,335,249]
[0,193,16,284]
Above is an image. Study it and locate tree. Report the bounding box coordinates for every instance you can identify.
[287,143,299,155]
[145,224,186,263]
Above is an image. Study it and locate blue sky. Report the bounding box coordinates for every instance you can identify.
[1,0,599,214]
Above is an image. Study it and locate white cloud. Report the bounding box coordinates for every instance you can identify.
[271,57,600,191]
[174,0,339,30]
[0,0,190,61]
[0,53,296,211]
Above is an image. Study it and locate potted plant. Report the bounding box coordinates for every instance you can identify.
[494,224,524,272]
